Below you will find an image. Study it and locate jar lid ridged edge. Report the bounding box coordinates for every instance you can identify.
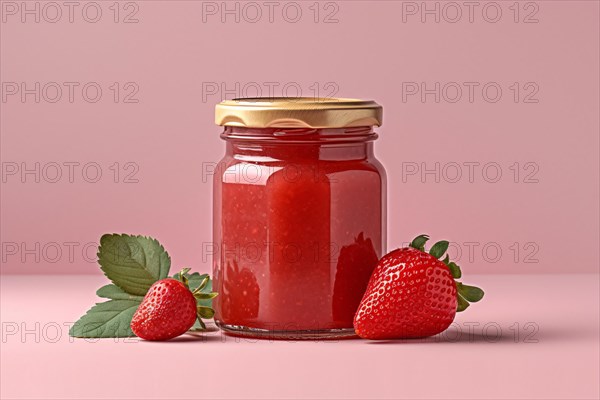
[215,97,383,128]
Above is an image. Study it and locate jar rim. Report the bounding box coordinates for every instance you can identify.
[215,97,383,129]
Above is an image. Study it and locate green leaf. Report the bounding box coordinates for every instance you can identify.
[98,234,171,296]
[194,292,218,300]
[173,271,215,308]
[173,272,205,290]
[197,306,215,319]
[196,281,215,308]
[196,276,210,291]
[96,284,144,301]
[179,267,191,277]
[409,234,429,251]
[189,274,209,291]
[194,318,207,330]
[456,293,470,312]
[457,283,485,302]
[69,300,140,338]
[429,240,449,259]
[447,262,462,279]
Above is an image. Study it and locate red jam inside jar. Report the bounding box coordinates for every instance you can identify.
[212,98,386,339]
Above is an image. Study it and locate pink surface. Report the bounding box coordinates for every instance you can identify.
[1,274,599,399]
[1,1,599,275]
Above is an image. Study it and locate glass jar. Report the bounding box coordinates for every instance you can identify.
[212,98,386,339]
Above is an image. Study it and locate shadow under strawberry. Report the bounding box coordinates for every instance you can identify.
[332,232,379,325]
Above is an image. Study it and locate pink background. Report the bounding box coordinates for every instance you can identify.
[1,2,599,400]
[1,1,599,276]
[1,1,599,274]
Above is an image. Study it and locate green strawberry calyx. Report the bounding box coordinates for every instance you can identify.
[173,268,219,330]
[409,234,484,312]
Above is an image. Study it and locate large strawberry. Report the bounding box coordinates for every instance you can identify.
[353,235,484,340]
[131,269,217,340]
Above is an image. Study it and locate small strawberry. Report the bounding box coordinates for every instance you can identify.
[353,235,484,340]
[131,269,217,340]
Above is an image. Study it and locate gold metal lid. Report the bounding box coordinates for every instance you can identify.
[215,97,383,128]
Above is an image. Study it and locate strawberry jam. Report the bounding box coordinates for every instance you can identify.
[212,98,385,338]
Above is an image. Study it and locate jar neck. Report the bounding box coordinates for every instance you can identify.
[221,126,377,143]
[221,126,377,161]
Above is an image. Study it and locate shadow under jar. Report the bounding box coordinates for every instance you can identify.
[212,98,386,339]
